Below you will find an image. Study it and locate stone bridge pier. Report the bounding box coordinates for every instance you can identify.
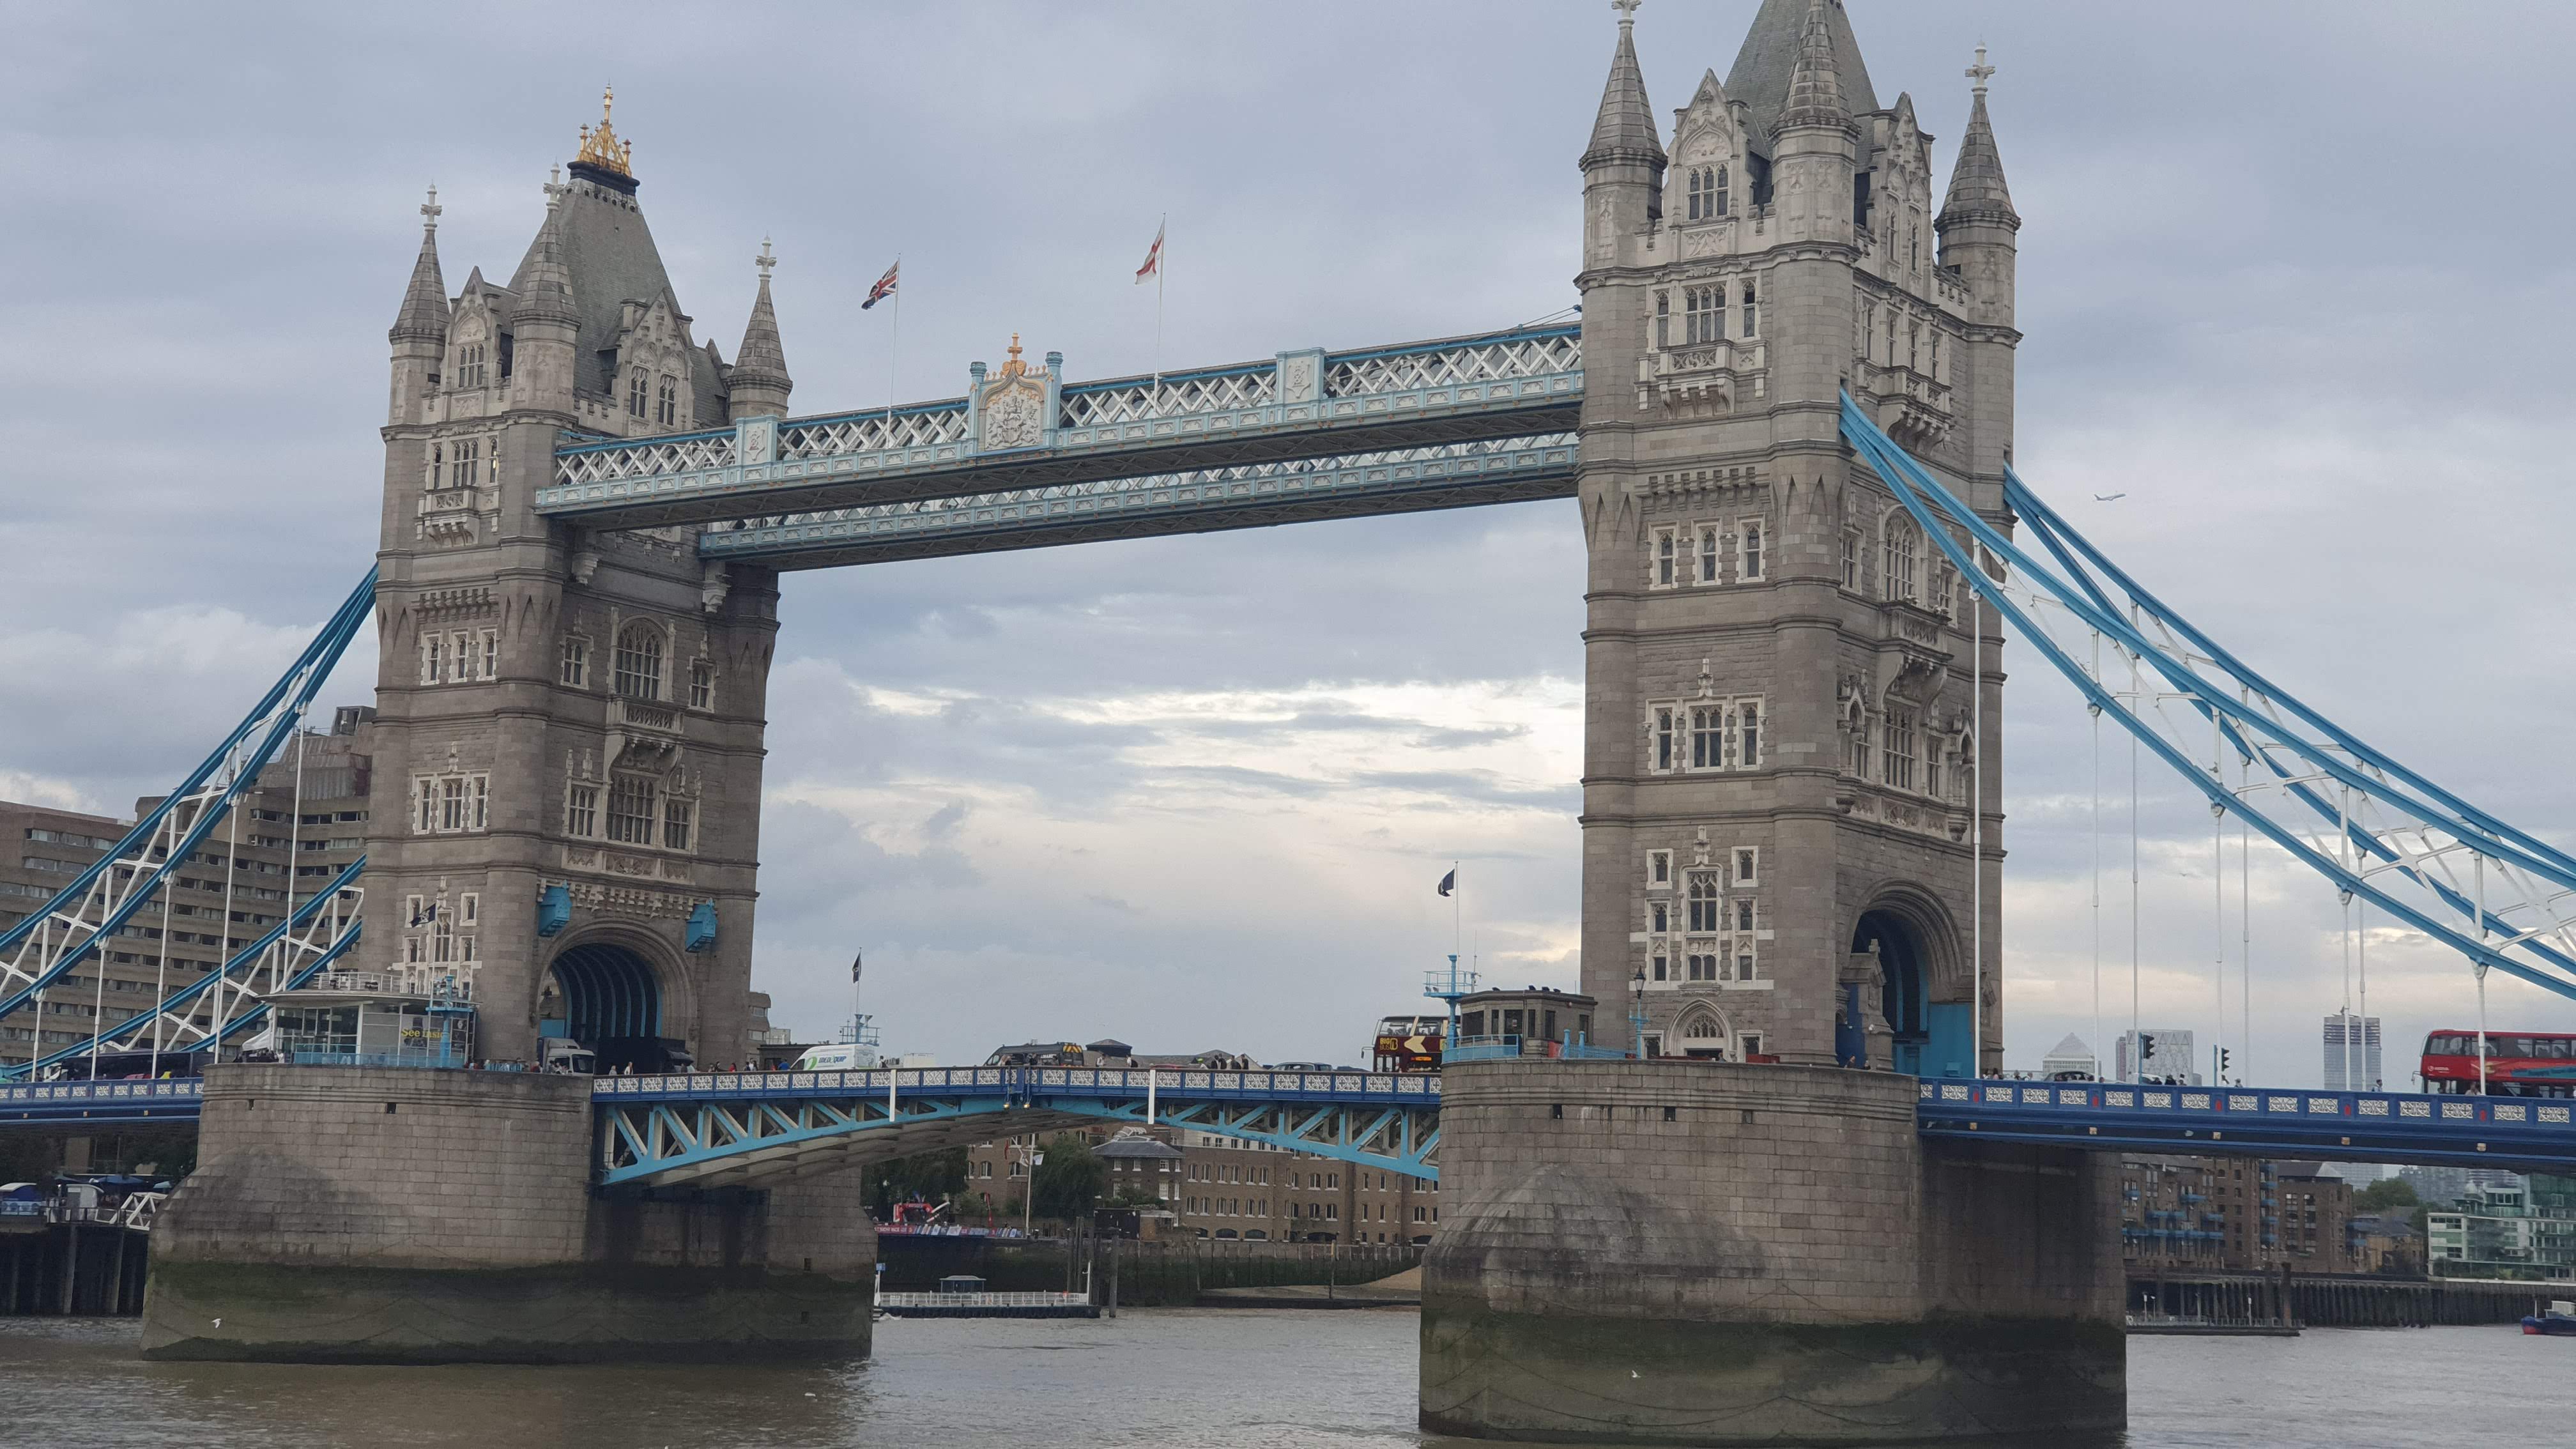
[1422,1061,2122,1443]
[141,1065,873,1363]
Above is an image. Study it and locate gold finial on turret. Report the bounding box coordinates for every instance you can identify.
[999,333,1032,379]
[575,84,634,177]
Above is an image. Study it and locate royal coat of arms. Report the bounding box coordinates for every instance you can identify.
[979,334,1046,451]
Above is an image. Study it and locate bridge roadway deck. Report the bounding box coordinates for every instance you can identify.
[533,324,1581,548]
[10,1072,2572,1180]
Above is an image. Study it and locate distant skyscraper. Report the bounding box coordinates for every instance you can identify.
[2324,1011,2383,1091]
[2115,1029,2199,1084]
[2039,1032,2099,1079]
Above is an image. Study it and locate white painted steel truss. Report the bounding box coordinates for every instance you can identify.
[0,574,375,1056]
[1842,395,2576,1008]
[9,864,365,1080]
[700,435,1579,569]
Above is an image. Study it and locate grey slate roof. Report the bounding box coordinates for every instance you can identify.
[1582,15,1664,170]
[732,273,791,393]
[1939,90,2019,226]
[1726,0,1878,154]
[389,222,449,344]
[505,166,728,420]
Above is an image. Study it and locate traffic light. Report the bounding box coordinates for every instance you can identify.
[2217,1047,2232,1083]
[2138,1033,2157,1062]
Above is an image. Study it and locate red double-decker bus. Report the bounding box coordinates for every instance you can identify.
[2421,1030,2576,1097]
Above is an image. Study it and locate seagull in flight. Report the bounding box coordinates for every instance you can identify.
[2093,493,2128,502]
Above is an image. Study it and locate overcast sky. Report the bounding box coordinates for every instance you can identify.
[5,1,2574,1082]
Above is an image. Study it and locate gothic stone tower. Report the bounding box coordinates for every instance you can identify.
[365,93,787,1066]
[1575,0,2018,1075]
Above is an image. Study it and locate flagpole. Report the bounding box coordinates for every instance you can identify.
[885,256,901,434]
[1153,215,1166,402]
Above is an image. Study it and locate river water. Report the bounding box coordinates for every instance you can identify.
[0,1311,2561,1448]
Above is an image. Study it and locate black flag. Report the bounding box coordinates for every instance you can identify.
[852,951,864,983]
[1437,870,1456,898]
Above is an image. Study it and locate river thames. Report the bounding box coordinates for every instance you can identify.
[2,1310,2559,1446]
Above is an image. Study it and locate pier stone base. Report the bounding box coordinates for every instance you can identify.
[1420,1061,2122,1445]
[141,1065,873,1363]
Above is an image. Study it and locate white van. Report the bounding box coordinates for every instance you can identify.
[791,1043,881,1072]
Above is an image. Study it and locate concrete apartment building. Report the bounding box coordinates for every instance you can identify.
[0,711,374,1073]
[963,1124,1439,1245]
[2427,1176,2576,1281]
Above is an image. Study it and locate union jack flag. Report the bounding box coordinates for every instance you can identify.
[862,260,898,310]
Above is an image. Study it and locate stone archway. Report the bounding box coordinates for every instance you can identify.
[1851,909,1929,1070]
[1675,1003,1734,1059]
[1850,887,1969,1078]
[543,941,664,1048]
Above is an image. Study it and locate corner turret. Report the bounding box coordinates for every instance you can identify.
[1936,46,2019,325]
[388,187,450,424]
[726,240,793,419]
[505,177,580,417]
[1769,0,1859,249]
[1580,0,1665,272]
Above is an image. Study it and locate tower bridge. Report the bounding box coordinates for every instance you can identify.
[2,0,2565,1439]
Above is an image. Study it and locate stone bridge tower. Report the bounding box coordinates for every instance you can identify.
[364,93,785,1066]
[1575,0,2017,1075]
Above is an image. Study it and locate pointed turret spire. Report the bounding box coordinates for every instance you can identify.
[388,185,451,344]
[727,238,792,418]
[514,176,579,326]
[1939,46,2018,228]
[1581,0,1664,172]
[1777,0,1855,134]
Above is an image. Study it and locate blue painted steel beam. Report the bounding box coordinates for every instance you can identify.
[537,325,1579,532]
[702,436,1578,571]
[590,1065,1445,1188]
[1839,396,2576,1007]
[0,1078,204,1126]
[1917,1078,2576,1174]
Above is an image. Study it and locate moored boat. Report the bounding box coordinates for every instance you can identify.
[2519,1299,2576,1335]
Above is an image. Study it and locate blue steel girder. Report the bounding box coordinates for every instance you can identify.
[536,325,1581,533]
[0,1078,204,1126]
[1839,394,2576,1006]
[589,1064,1445,1190]
[699,436,1577,571]
[1048,1096,1439,1181]
[1917,1078,2576,1174]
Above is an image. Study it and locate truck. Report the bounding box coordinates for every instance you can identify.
[539,1037,597,1074]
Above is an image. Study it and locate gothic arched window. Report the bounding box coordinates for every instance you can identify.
[613,622,664,701]
[1883,517,1920,602]
[1713,165,1729,218]
[656,376,678,427]
[627,371,649,418]
[1687,872,1721,932]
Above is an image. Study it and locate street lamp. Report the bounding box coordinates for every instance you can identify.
[1630,967,1648,1059]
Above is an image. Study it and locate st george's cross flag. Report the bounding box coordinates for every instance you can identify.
[1134,222,1165,284]
[863,261,899,309]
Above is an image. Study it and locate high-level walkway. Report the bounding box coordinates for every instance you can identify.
[536,325,1580,565]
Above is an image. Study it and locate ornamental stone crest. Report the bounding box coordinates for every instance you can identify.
[979,334,1046,451]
